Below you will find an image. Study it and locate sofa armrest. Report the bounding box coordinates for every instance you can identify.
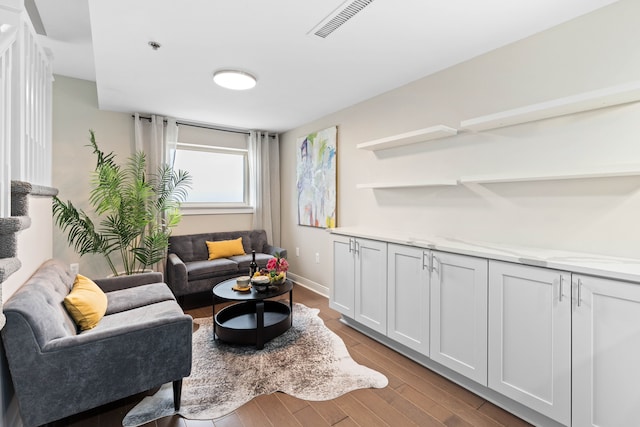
[166,253,188,296]
[94,272,164,293]
[265,245,287,259]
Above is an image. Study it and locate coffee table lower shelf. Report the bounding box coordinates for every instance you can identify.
[214,300,292,348]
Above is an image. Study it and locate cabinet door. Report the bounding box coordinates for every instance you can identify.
[573,274,640,427]
[430,251,488,385]
[354,238,387,334]
[387,244,430,355]
[488,261,571,425]
[330,236,355,317]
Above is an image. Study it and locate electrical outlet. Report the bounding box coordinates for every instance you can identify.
[315,253,320,264]
[70,263,79,275]
[296,247,300,257]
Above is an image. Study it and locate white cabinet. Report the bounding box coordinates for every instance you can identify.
[332,231,640,426]
[354,238,388,334]
[387,244,430,355]
[430,251,488,385]
[331,235,356,317]
[331,236,387,334]
[572,274,640,427]
[488,261,571,426]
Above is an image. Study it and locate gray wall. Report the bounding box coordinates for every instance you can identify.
[51,76,134,279]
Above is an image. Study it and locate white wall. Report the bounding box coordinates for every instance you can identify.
[51,76,253,278]
[2,196,53,299]
[280,0,640,294]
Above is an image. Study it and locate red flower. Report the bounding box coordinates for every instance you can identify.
[267,256,288,273]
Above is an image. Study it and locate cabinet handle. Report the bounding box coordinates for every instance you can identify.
[348,238,353,253]
[431,254,439,273]
[577,278,582,307]
[559,276,563,302]
[354,241,360,255]
[422,251,428,270]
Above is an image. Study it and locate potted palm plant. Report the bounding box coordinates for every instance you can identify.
[53,130,191,276]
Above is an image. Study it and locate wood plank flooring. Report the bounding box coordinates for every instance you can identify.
[52,285,531,427]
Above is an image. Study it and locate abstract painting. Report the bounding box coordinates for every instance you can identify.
[296,126,337,228]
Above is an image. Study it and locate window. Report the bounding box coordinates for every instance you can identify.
[172,125,252,213]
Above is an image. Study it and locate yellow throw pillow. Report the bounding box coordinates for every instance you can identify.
[63,274,108,330]
[206,237,245,260]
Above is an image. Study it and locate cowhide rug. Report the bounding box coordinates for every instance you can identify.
[122,303,388,426]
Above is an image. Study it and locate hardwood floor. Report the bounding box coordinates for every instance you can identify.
[53,285,532,427]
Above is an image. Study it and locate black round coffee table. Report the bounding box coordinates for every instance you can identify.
[212,278,293,349]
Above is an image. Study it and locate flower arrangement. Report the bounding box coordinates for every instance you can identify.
[265,255,289,284]
[252,254,289,285]
[266,256,289,274]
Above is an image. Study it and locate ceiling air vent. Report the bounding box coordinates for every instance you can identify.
[309,0,375,38]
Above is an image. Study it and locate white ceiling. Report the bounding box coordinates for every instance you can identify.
[34,0,619,133]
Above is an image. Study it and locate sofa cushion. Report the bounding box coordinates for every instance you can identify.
[229,253,274,272]
[79,300,188,337]
[169,230,261,262]
[106,282,176,315]
[186,259,239,280]
[247,230,269,253]
[63,275,108,330]
[206,238,245,260]
[209,231,253,254]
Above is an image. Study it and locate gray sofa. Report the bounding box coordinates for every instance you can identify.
[166,229,286,297]
[1,259,192,427]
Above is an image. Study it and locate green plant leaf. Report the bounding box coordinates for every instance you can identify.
[53,130,191,276]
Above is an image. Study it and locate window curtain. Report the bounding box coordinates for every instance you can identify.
[133,114,179,272]
[249,131,281,247]
[133,113,178,172]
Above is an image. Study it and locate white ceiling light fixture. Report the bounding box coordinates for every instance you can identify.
[213,69,257,90]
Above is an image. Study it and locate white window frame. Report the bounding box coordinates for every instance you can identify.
[174,142,253,215]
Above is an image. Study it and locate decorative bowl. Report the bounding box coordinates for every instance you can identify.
[251,276,270,292]
[270,273,286,286]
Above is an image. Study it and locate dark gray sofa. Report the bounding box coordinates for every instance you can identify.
[1,259,192,427]
[166,229,286,297]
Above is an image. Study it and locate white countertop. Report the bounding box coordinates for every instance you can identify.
[330,227,640,283]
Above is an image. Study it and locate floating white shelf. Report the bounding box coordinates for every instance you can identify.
[357,180,458,189]
[357,125,458,151]
[459,166,640,184]
[460,80,640,132]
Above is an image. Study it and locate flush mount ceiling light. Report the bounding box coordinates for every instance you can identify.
[213,70,257,90]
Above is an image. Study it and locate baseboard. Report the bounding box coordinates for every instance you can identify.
[287,272,329,297]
